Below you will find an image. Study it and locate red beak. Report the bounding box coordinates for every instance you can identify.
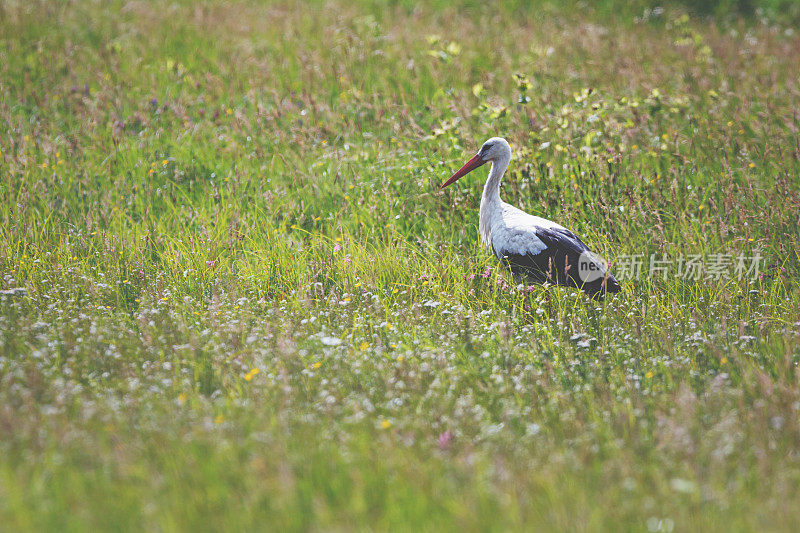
[440,153,486,189]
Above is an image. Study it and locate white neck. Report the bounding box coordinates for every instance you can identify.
[479,153,511,248]
[482,154,510,203]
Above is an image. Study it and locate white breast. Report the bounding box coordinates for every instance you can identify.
[480,200,565,258]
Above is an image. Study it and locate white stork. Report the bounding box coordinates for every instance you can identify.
[441,137,620,298]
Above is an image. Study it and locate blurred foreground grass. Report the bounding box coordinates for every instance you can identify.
[1,0,800,530]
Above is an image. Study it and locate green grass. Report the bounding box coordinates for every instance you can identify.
[2,0,800,530]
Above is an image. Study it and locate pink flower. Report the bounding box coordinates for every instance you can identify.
[437,430,453,450]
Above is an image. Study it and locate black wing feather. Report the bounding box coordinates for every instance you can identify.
[494,227,621,297]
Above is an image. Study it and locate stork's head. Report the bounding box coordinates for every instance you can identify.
[440,137,512,189]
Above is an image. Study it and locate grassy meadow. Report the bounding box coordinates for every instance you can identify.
[2,0,800,530]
